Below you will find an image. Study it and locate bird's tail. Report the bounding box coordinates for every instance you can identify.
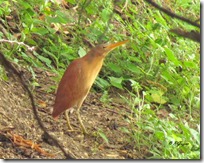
[52,110,59,120]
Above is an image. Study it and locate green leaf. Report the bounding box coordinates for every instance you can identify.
[169,96,181,106]
[151,90,167,104]
[46,11,69,24]
[128,56,142,63]
[129,79,141,92]
[67,0,76,4]
[107,63,122,74]
[126,62,141,74]
[161,70,174,85]
[31,27,49,35]
[33,51,52,68]
[164,47,180,66]
[155,131,165,140]
[120,127,130,133]
[0,66,8,81]
[95,77,110,89]
[43,48,57,61]
[101,8,111,21]
[109,77,124,89]
[98,131,109,144]
[78,47,86,57]
[37,55,52,67]
[171,133,182,142]
[183,61,197,69]
[146,90,167,104]
[155,10,167,26]
[56,10,69,23]
[19,1,32,9]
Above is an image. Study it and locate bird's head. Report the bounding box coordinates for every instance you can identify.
[90,40,128,58]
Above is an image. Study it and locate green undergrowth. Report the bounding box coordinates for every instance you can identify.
[0,0,200,159]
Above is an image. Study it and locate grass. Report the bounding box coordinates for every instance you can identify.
[0,0,200,159]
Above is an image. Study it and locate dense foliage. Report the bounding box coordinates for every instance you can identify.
[0,0,200,159]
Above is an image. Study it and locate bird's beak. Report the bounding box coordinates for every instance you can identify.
[105,40,128,52]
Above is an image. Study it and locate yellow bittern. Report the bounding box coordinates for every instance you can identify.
[52,40,128,134]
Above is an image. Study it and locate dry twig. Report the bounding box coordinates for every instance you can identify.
[0,51,74,159]
[144,0,200,28]
[12,133,55,157]
[0,130,55,158]
[0,39,35,51]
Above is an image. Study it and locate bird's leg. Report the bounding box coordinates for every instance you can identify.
[65,110,74,131]
[76,102,87,134]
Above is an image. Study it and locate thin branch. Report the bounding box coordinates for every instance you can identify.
[0,39,35,51]
[0,52,74,159]
[170,28,200,43]
[144,0,200,28]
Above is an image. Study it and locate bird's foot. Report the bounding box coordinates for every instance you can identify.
[66,125,75,132]
[81,127,88,135]
[67,127,88,134]
[65,128,81,134]
[82,130,88,135]
[67,129,76,132]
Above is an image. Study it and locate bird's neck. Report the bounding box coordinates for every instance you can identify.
[81,52,105,88]
[83,51,104,64]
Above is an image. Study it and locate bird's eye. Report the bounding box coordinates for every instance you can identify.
[102,45,106,49]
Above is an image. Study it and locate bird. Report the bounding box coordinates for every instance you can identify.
[52,40,128,134]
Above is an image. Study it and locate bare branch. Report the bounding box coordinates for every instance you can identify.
[0,39,35,51]
[0,52,74,159]
[144,0,200,28]
[170,28,200,43]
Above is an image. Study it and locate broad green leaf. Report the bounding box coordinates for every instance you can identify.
[171,133,182,142]
[109,77,124,89]
[155,131,165,140]
[164,47,180,66]
[128,56,142,63]
[161,70,174,85]
[21,52,41,67]
[101,8,111,21]
[151,92,167,104]
[56,10,69,23]
[43,48,57,61]
[85,3,95,15]
[46,11,69,24]
[155,10,167,26]
[183,61,197,69]
[32,27,49,35]
[37,55,52,67]
[78,47,86,57]
[126,62,141,74]
[95,77,110,89]
[19,1,32,9]
[107,63,122,74]
[67,0,76,5]
[146,90,167,104]
[169,96,181,106]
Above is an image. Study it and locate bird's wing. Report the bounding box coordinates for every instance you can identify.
[52,60,89,118]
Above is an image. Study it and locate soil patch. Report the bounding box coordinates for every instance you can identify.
[0,66,142,159]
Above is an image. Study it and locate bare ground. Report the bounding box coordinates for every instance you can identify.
[0,66,147,159]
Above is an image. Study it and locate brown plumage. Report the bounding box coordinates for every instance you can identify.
[52,40,128,133]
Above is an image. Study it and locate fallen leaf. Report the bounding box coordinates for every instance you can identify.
[38,100,47,108]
